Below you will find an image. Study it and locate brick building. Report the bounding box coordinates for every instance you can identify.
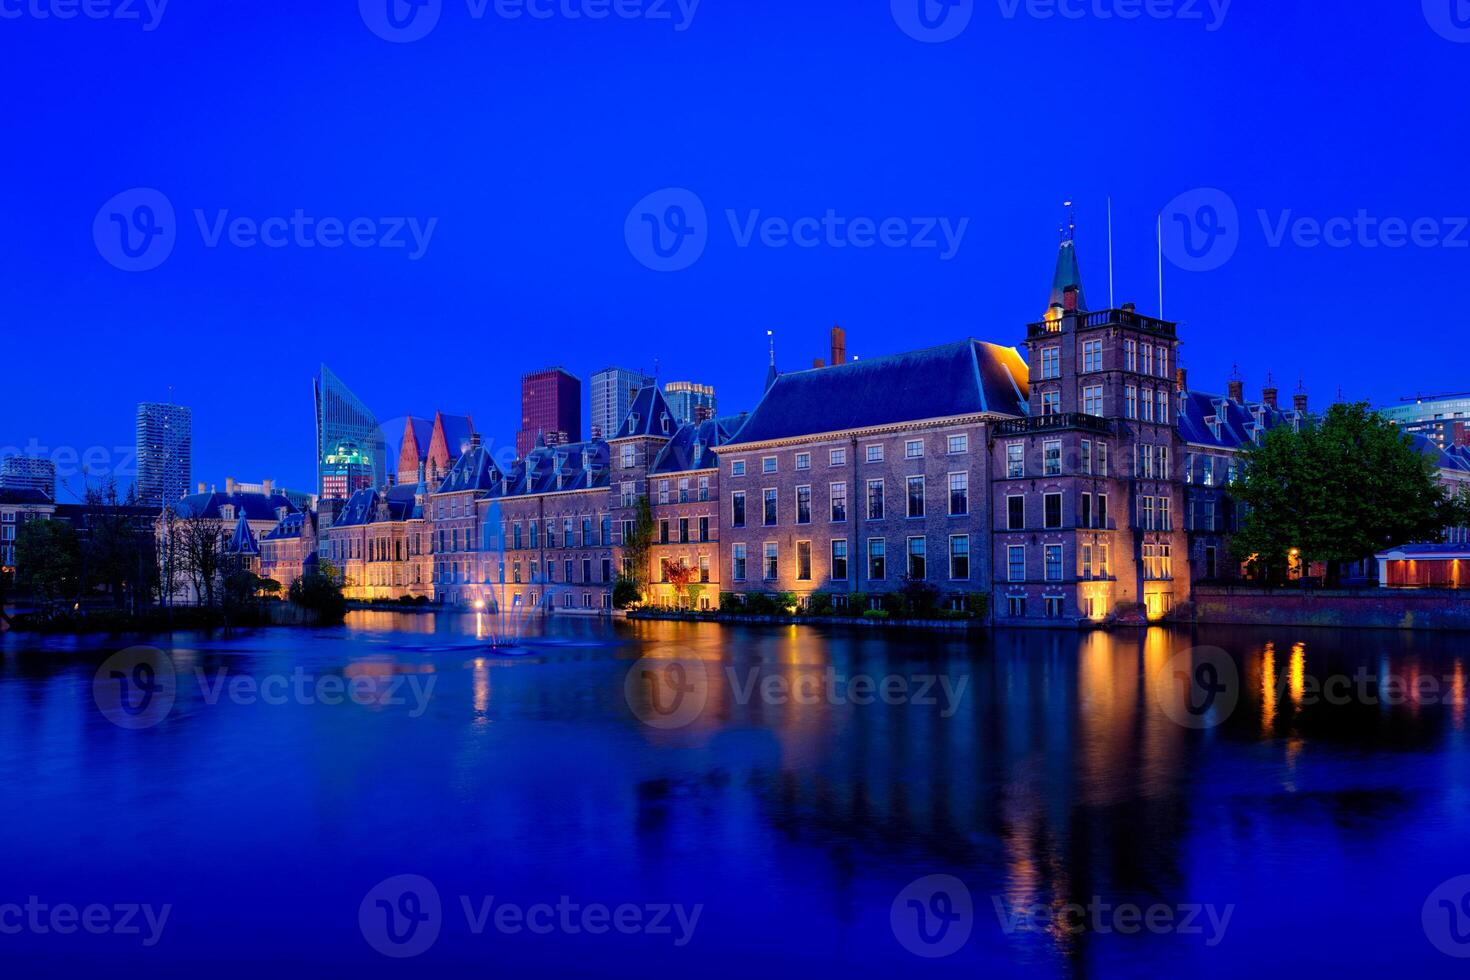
[516,367,581,457]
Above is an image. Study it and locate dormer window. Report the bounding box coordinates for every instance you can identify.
[221,504,235,521]
[660,413,671,434]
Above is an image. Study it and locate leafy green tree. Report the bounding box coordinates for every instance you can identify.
[612,575,642,610]
[15,519,80,603]
[622,495,656,592]
[288,570,347,623]
[1232,402,1465,584]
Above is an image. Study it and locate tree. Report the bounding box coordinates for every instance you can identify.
[621,495,656,593]
[1232,402,1466,584]
[612,575,642,610]
[79,479,153,613]
[177,513,226,607]
[15,519,80,603]
[288,570,346,623]
[664,559,699,609]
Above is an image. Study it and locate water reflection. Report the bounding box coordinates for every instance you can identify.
[2,615,1468,976]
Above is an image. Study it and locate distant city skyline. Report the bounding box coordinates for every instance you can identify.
[135,402,192,508]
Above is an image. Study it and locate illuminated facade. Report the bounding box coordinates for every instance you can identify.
[314,365,387,498]
[319,485,430,600]
[320,442,375,501]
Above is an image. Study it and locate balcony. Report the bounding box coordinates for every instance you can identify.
[1026,308,1177,339]
[995,413,1112,436]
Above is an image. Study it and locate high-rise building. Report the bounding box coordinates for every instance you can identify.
[314,365,387,498]
[664,381,717,425]
[1379,394,1470,449]
[0,456,56,500]
[135,402,192,507]
[591,366,654,440]
[517,367,581,457]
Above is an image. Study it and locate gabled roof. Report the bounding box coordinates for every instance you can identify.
[650,416,746,474]
[329,486,423,527]
[433,445,502,495]
[263,511,309,541]
[173,491,298,522]
[726,340,1030,446]
[1175,390,1301,450]
[429,411,475,463]
[399,416,434,464]
[613,386,679,440]
[0,488,55,507]
[495,440,610,497]
[1411,433,1470,478]
[225,508,260,556]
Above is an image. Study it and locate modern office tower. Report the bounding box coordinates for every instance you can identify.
[591,366,654,440]
[664,381,717,425]
[1380,394,1470,449]
[314,365,387,497]
[135,402,193,506]
[0,456,57,500]
[517,367,581,457]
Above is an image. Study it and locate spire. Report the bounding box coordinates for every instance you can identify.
[1047,202,1086,315]
[765,329,779,392]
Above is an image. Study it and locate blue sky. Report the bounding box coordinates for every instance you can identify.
[2,0,1467,499]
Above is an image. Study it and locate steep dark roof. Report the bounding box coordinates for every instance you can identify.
[225,508,260,556]
[613,387,679,440]
[172,491,298,522]
[726,340,1029,445]
[1048,239,1086,312]
[263,511,308,540]
[1176,390,1300,450]
[333,486,427,527]
[402,417,433,461]
[434,445,502,495]
[650,416,745,474]
[495,440,609,497]
[435,414,475,457]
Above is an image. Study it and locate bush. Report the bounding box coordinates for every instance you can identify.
[774,591,798,612]
[288,571,347,624]
[612,576,642,610]
[861,608,891,620]
[718,592,740,609]
[808,592,833,615]
[743,593,778,615]
[900,577,942,618]
[847,592,868,616]
[962,592,989,618]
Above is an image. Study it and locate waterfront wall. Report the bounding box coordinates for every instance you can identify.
[1191,586,1470,632]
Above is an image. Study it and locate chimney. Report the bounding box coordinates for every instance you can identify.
[1121,301,1136,313]
[1175,367,1188,393]
[830,325,846,365]
[263,478,274,496]
[1293,383,1308,415]
[470,432,481,450]
[197,482,206,494]
[591,425,603,441]
[1262,373,1279,410]
[1227,366,1244,403]
[813,358,826,369]
[225,477,237,494]
[695,405,714,423]
[1062,285,1078,313]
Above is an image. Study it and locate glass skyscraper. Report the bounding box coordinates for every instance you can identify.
[591,366,654,440]
[314,365,387,498]
[135,402,192,506]
[664,381,717,425]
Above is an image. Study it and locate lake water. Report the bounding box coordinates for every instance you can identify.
[3,612,1469,977]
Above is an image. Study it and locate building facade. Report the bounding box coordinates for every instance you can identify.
[0,456,57,500]
[1379,394,1470,449]
[319,485,430,600]
[135,401,192,507]
[663,381,717,426]
[314,365,387,497]
[591,367,654,442]
[517,367,581,457]
[0,489,57,574]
